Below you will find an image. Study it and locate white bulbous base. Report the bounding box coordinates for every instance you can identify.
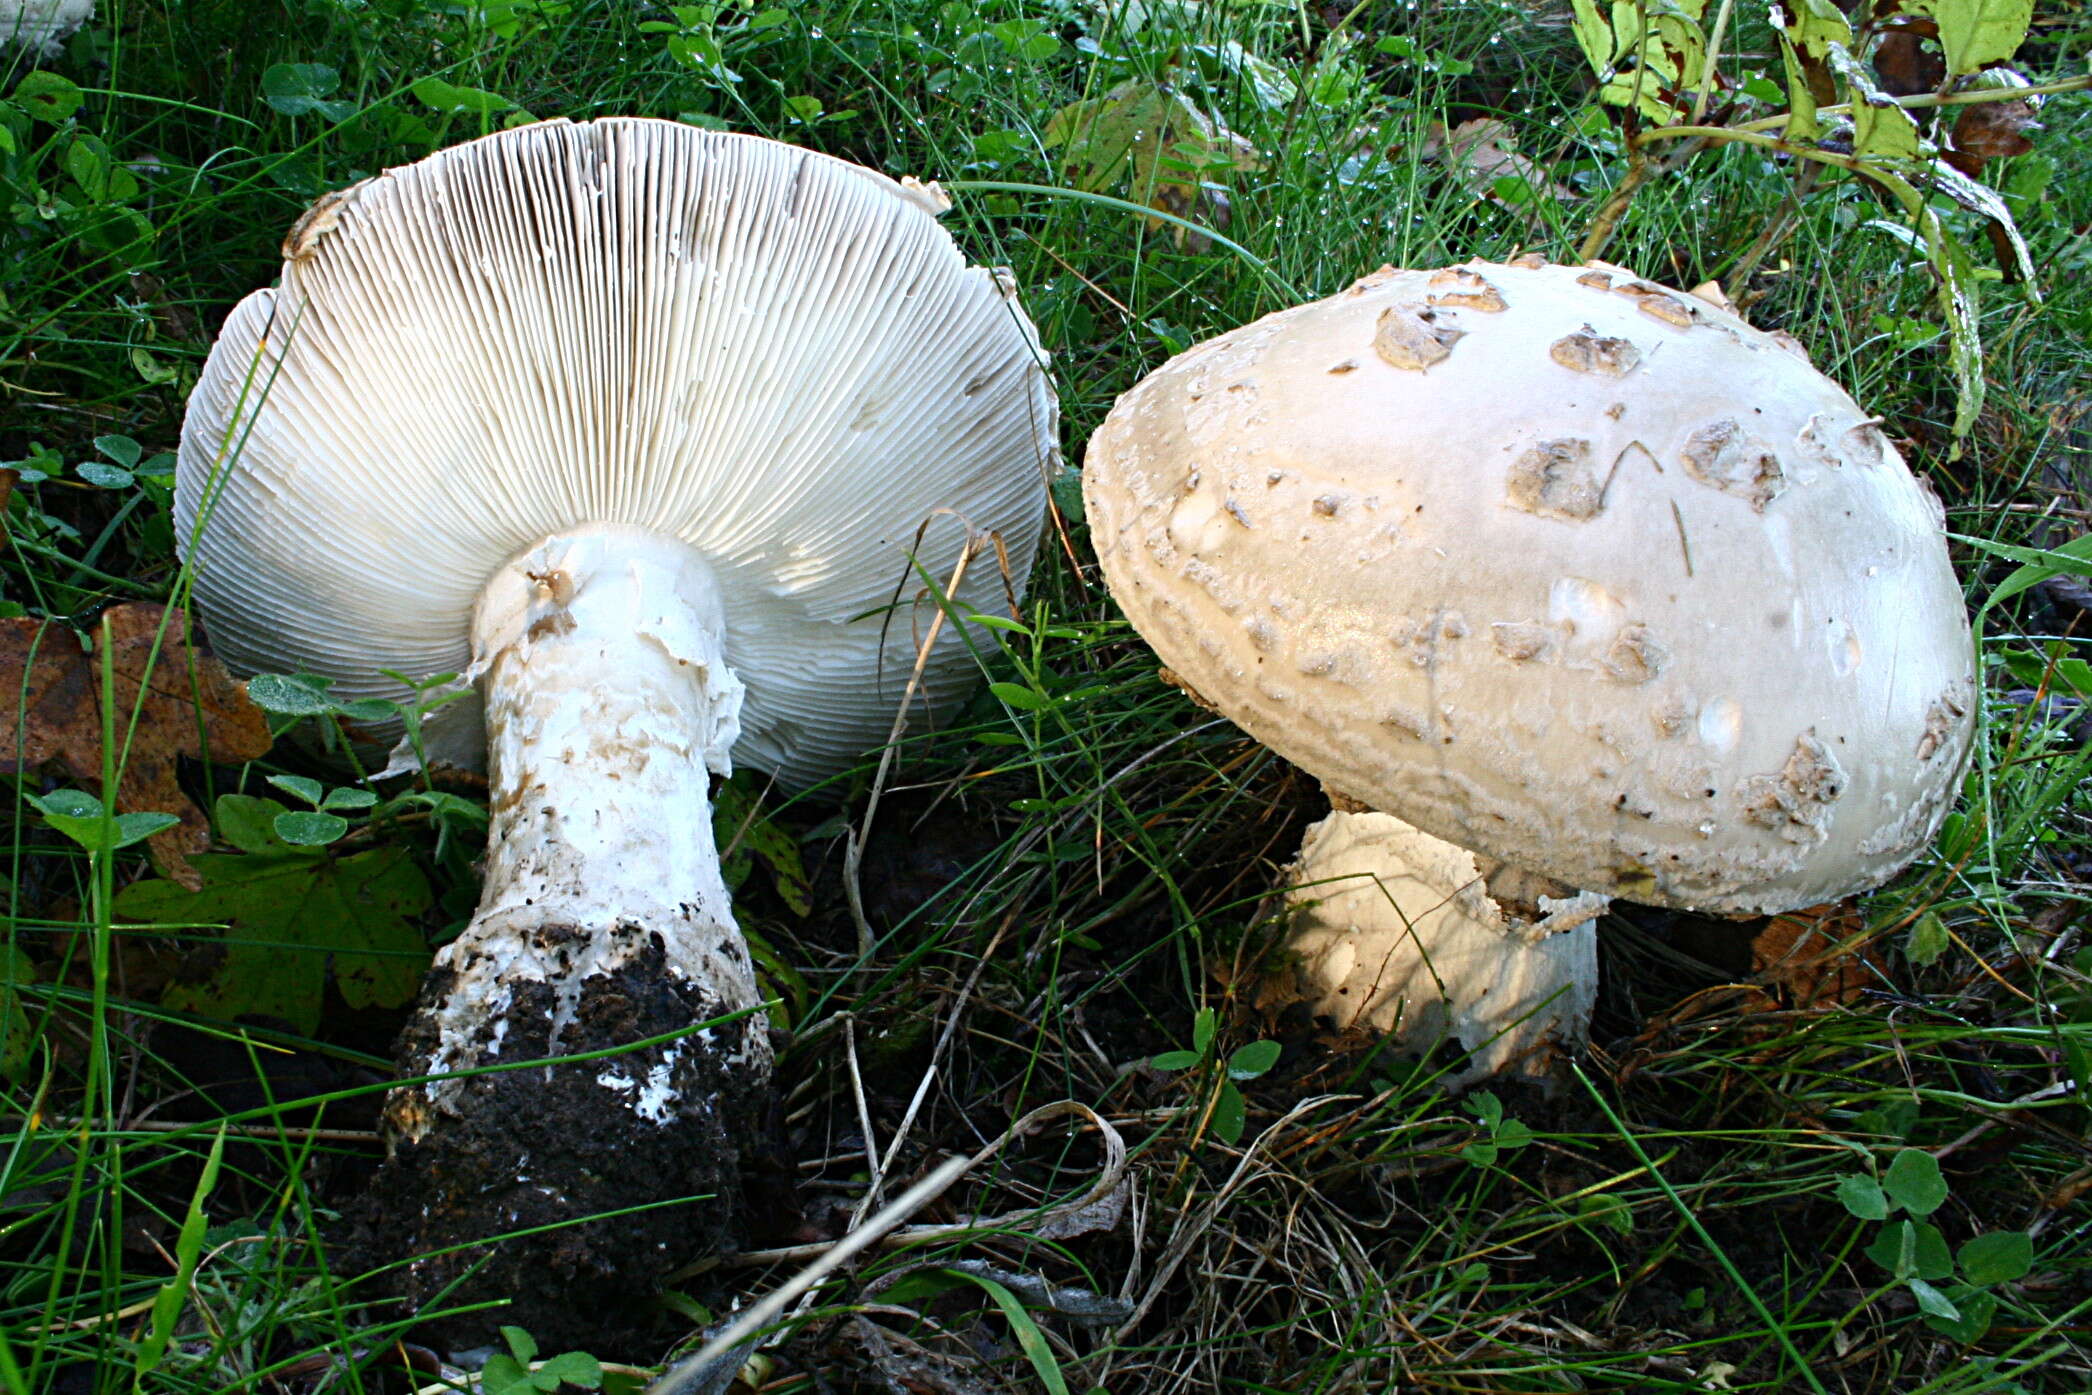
[1281,809,1609,1088]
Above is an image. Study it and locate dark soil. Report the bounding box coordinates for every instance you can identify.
[340,931,764,1352]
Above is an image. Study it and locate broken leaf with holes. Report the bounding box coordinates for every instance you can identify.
[1570,0,1712,123]
[1043,78,1258,241]
[116,794,430,1033]
[0,605,272,887]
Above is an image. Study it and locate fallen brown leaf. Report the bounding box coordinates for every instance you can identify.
[0,604,272,887]
[1947,96,2041,177]
[1751,902,1880,1007]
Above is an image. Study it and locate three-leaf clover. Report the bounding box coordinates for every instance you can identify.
[1837,1147,2036,1339]
[1151,1007,1281,1146]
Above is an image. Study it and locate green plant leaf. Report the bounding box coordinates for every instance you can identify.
[1227,1038,1280,1080]
[502,1325,539,1363]
[260,62,353,120]
[1566,0,1619,73]
[1210,1077,1247,1145]
[1191,1005,1216,1055]
[1906,912,1950,968]
[1922,1283,1997,1341]
[215,794,296,855]
[118,845,431,1033]
[1921,207,1986,439]
[1151,1049,1200,1071]
[135,1126,225,1378]
[1908,1276,1962,1322]
[1837,1173,1890,1220]
[482,1354,529,1393]
[75,462,132,489]
[92,434,140,469]
[712,782,812,917]
[1901,0,2034,74]
[1042,78,1257,234]
[246,673,342,716]
[30,791,179,853]
[1958,1230,2033,1286]
[989,681,1049,711]
[274,810,349,846]
[533,1351,604,1388]
[266,774,324,807]
[1971,532,2092,610]
[945,1269,1071,1395]
[1884,1148,1949,1216]
[1866,1219,1955,1280]
[1577,1193,1634,1235]
[13,72,82,123]
[410,76,518,115]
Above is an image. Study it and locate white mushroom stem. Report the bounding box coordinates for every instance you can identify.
[404,523,769,1129]
[1282,809,1610,1088]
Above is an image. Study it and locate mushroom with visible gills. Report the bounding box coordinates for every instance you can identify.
[176,118,1056,1341]
[1083,258,1974,1085]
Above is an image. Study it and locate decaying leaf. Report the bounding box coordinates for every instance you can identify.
[1946,71,2043,177]
[0,605,272,887]
[117,793,431,1033]
[1751,902,1879,1007]
[1043,78,1258,245]
[1421,119,1573,222]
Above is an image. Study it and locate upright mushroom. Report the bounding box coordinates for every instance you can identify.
[177,119,1054,1336]
[1084,258,1973,1084]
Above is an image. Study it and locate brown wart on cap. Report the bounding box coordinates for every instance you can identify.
[177,118,1054,1342]
[1083,258,1974,1087]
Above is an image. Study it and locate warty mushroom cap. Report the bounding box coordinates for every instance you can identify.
[177,117,1054,785]
[1084,259,1975,915]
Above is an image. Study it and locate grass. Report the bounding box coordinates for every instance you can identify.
[2,0,2090,1389]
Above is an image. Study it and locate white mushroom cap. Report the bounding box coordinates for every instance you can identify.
[178,118,1054,785]
[1281,809,1605,1087]
[1085,260,1974,914]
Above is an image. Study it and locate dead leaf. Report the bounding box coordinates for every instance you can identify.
[0,467,16,526]
[1421,119,1573,227]
[1947,97,2040,177]
[1687,280,1737,314]
[1043,78,1258,247]
[0,604,273,887]
[1750,902,1880,1007]
[1875,28,1944,98]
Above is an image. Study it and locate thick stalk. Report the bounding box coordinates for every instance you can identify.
[1281,808,1608,1089]
[351,524,773,1349]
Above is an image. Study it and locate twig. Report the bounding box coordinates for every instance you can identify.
[860,913,1016,1225]
[843,1015,886,1221]
[648,1155,974,1395]
[681,1100,1127,1271]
